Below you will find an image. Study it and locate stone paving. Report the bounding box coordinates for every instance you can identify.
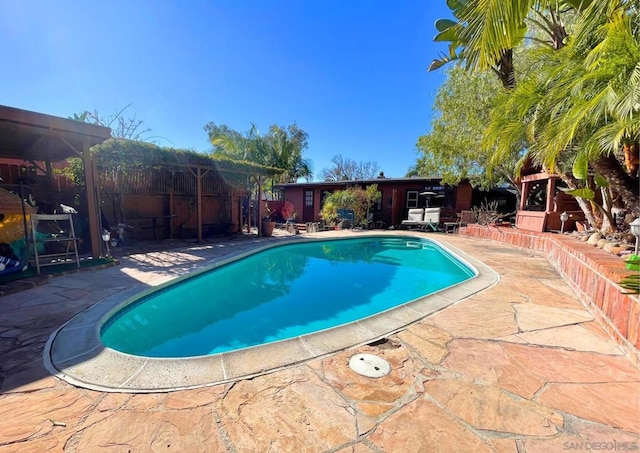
[0,231,638,452]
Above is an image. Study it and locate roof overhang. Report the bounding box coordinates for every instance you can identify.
[0,105,112,162]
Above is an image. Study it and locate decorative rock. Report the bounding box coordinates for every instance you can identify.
[285,224,297,234]
[603,242,621,253]
[587,232,603,246]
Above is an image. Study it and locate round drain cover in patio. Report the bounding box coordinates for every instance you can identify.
[348,353,391,378]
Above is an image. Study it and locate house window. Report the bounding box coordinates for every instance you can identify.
[375,191,383,211]
[525,181,547,211]
[406,191,419,208]
[305,190,313,206]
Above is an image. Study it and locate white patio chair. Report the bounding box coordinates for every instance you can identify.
[400,208,424,229]
[420,207,441,232]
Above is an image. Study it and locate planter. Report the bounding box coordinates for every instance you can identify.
[262,220,276,237]
[286,223,298,234]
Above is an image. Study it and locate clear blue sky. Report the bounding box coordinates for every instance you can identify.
[0,0,451,180]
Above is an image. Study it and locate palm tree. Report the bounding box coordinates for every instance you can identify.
[205,122,312,180]
[429,0,590,88]
[486,1,639,218]
[265,124,313,183]
[205,122,313,201]
[433,0,639,225]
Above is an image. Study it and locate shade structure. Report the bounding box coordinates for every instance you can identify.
[0,105,111,259]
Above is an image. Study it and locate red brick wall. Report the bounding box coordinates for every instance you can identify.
[461,224,640,364]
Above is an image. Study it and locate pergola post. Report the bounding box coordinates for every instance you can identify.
[519,181,528,211]
[391,188,398,226]
[545,177,556,213]
[257,175,263,237]
[82,142,102,259]
[246,188,252,235]
[168,187,175,239]
[196,167,203,243]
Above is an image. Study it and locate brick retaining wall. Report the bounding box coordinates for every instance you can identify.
[461,224,640,364]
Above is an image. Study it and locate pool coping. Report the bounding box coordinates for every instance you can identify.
[44,232,499,392]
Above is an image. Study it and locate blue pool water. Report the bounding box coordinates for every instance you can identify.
[101,237,475,357]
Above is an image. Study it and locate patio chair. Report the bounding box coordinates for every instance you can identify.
[459,210,476,227]
[400,208,424,229]
[421,207,441,232]
[443,209,476,234]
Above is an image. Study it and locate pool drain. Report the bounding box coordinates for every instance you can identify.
[348,353,391,378]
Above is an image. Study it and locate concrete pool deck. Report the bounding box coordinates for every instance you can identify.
[0,230,638,451]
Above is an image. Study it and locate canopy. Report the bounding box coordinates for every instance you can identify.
[0,105,111,258]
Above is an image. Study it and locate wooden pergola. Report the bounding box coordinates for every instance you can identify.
[0,105,111,259]
[170,162,282,242]
[90,138,283,244]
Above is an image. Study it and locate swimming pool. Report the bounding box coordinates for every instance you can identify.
[46,232,499,391]
[101,237,475,358]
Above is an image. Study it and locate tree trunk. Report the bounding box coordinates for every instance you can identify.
[559,173,598,228]
[599,187,615,234]
[592,153,640,217]
[494,49,516,89]
[623,141,639,177]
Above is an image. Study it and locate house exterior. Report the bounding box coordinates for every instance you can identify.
[276,177,477,227]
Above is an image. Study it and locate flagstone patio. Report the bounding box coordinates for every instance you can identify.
[0,231,638,452]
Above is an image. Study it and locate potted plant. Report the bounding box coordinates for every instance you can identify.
[281,200,298,234]
[262,203,276,237]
